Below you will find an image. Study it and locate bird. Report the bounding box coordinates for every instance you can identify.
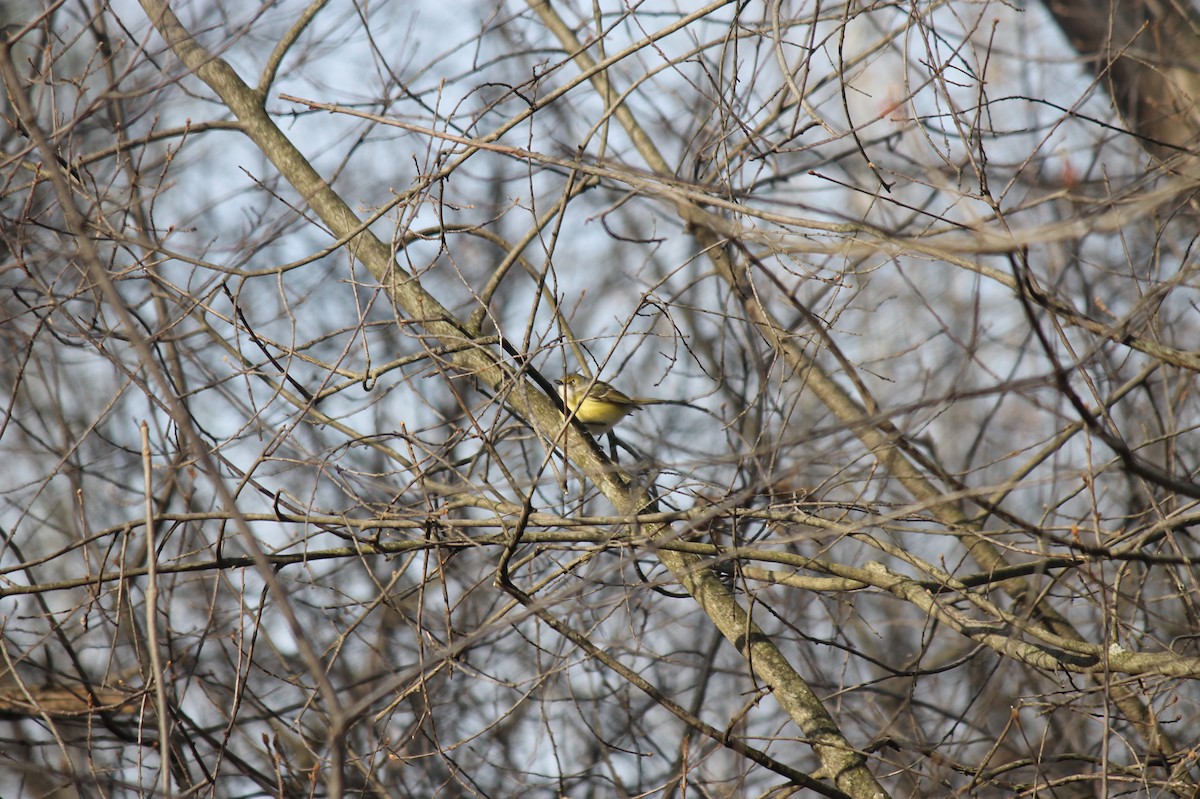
[555,373,659,435]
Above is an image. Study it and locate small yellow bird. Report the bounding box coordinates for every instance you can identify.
[556,373,657,435]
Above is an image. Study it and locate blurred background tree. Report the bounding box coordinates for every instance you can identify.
[2,1,1199,797]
